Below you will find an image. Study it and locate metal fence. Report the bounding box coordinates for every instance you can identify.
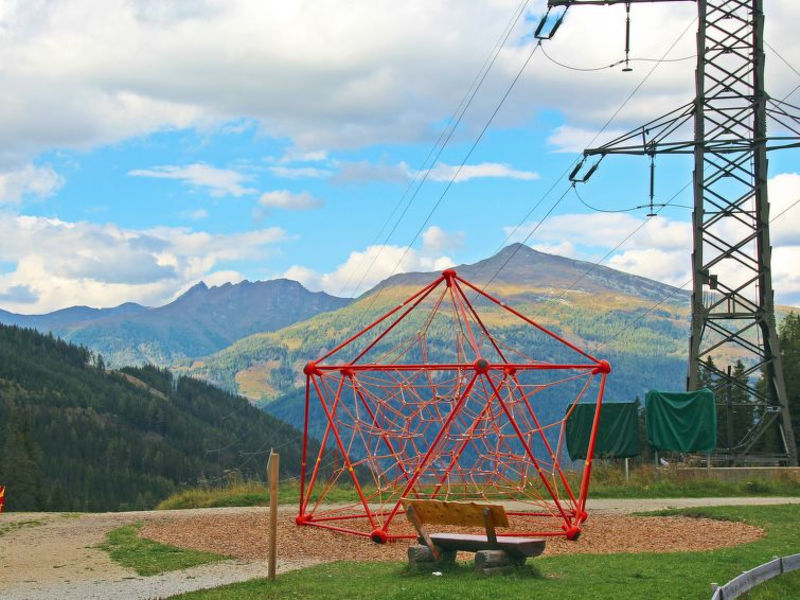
[711,553,800,599]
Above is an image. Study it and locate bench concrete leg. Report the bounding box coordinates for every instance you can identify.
[407,544,457,571]
[474,550,524,575]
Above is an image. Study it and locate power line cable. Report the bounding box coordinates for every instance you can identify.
[339,0,532,300]
[520,32,800,323]
[540,43,694,72]
[385,41,544,279]
[572,184,692,213]
[472,14,698,290]
[766,40,800,85]
[350,37,547,321]
[593,195,800,354]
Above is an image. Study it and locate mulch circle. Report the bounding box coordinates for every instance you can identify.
[139,509,763,563]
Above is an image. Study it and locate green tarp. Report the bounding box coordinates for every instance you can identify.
[566,402,640,460]
[645,388,717,453]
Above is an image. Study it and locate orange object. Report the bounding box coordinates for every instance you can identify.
[0,485,5,513]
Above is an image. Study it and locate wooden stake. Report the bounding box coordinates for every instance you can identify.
[267,450,279,581]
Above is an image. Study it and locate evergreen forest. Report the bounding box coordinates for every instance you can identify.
[0,324,313,512]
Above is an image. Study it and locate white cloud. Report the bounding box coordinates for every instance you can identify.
[8,0,796,161]
[0,216,286,313]
[129,163,257,197]
[331,160,411,183]
[505,212,692,251]
[422,225,465,253]
[531,241,578,258]
[284,226,458,296]
[502,172,800,304]
[272,148,329,164]
[330,160,537,184]
[547,125,628,154]
[427,162,539,183]
[0,164,64,204]
[768,173,800,246]
[607,248,689,288]
[178,208,208,220]
[268,165,332,179]
[258,190,324,210]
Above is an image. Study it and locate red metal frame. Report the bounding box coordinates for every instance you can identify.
[297,270,610,542]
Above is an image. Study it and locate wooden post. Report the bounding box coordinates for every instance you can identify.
[267,450,279,581]
[624,457,630,483]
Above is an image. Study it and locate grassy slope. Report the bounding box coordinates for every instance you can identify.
[167,504,800,600]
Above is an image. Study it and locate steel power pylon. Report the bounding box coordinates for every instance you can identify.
[539,0,800,464]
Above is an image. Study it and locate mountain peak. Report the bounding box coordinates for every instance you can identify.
[180,281,209,298]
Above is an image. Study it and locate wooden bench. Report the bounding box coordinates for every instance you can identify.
[401,499,545,574]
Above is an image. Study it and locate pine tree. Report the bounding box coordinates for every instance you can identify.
[779,312,800,449]
[0,408,45,511]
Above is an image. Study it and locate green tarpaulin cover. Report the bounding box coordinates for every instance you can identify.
[645,388,717,453]
[566,402,640,460]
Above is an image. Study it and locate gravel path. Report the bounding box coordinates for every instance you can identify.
[1,497,797,600]
[0,508,309,600]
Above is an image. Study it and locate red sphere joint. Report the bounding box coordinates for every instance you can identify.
[474,358,490,373]
[303,361,319,376]
[564,525,581,541]
[370,529,388,544]
[593,359,611,375]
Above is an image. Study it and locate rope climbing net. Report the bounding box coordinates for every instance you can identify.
[296,269,610,542]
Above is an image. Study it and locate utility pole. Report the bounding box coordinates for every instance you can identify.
[539,0,799,464]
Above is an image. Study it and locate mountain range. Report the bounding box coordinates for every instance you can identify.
[188,244,696,409]
[3,243,794,412]
[0,279,351,367]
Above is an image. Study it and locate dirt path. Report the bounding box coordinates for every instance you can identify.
[0,508,310,600]
[1,497,797,600]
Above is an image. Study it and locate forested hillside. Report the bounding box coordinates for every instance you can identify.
[0,324,312,512]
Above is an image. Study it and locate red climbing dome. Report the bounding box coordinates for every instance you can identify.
[296,270,610,542]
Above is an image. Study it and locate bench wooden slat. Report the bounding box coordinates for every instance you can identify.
[401,499,509,528]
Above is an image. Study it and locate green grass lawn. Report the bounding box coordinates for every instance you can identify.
[741,569,800,599]
[98,523,229,576]
[166,504,800,600]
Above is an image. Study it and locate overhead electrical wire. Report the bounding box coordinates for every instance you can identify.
[766,40,800,88]
[472,14,699,292]
[519,179,693,324]
[350,24,546,319]
[570,42,800,354]
[572,184,692,213]
[540,43,694,73]
[593,195,800,355]
[337,0,532,301]
[384,41,544,280]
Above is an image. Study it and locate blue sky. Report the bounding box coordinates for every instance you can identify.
[1,0,799,313]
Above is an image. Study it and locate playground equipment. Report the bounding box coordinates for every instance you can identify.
[296,269,610,542]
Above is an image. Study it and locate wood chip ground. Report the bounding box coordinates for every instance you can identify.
[139,509,764,563]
